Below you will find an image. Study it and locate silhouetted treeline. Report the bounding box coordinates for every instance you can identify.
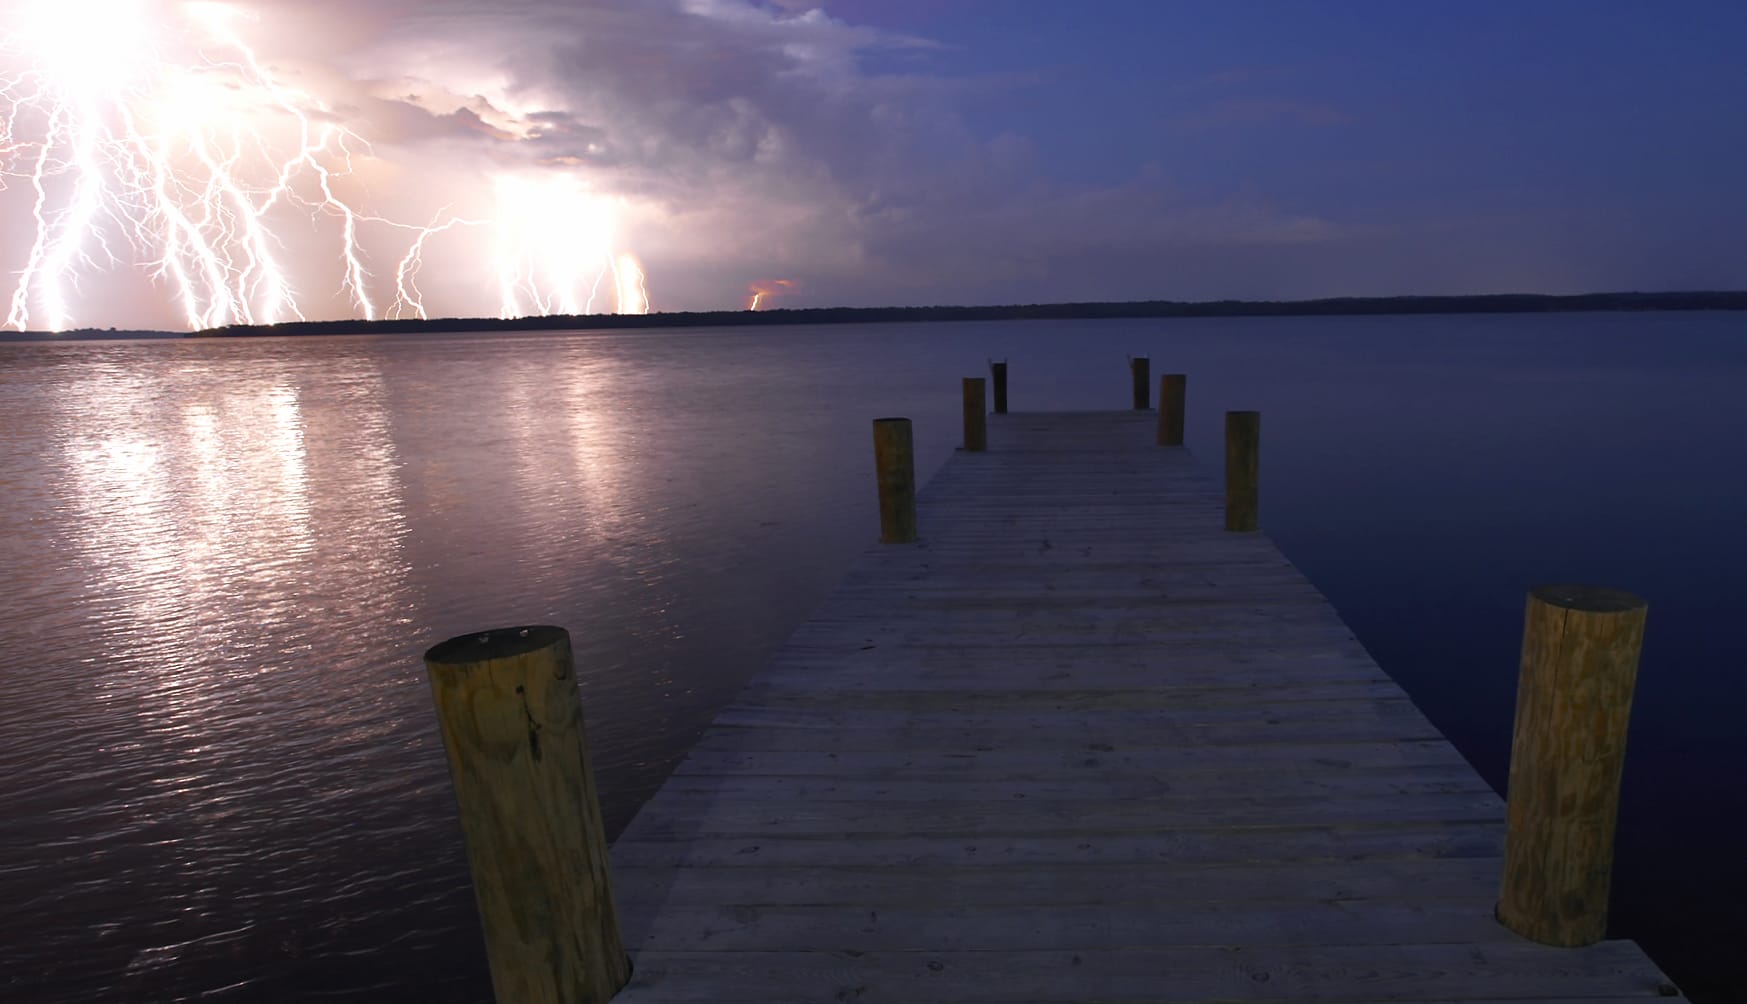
[1,328,181,342]
[176,289,1747,338]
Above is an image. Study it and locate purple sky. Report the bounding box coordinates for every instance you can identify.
[3,0,1745,328]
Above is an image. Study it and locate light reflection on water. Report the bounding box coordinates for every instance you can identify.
[1,317,1744,1002]
[0,330,925,1002]
[8,352,448,998]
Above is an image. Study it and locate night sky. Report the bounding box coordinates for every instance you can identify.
[2,0,1744,329]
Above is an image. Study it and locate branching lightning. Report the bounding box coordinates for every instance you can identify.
[0,0,649,332]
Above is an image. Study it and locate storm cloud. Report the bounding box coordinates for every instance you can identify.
[4,0,1743,327]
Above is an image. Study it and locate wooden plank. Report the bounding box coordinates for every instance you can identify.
[609,411,1675,1002]
[706,698,1435,731]
[669,741,1478,777]
[779,627,1374,647]
[759,650,1391,682]
[611,823,1507,870]
[782,610,1361,632]
[734,679,1423,709]
[766,641,1380,662]
[618,901,1523,952]
[650,767,1496,803]
[750,670,1397,693]
[609,858,1514,908]
[685,717,1449,752]
[756,660,1393,687]
[820,593,1336,611]
[613,942,1667,1002]
[617,793,1506,841]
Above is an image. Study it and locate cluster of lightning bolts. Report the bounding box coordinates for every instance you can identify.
[0,0,648,332]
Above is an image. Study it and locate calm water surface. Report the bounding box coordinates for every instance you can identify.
[1,315,1742,1002]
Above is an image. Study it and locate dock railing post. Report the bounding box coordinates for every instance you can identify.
[1223,410,1259,531]
[1497,585,1647,947]
[1130,356,1151,409]
[990,360,1008,414]
[423,626,630,1004]
[962,378,987,452]
[1157,373,1187,446]
[873,417,918,543]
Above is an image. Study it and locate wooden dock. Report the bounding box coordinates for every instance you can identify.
[604,410,1674,1002]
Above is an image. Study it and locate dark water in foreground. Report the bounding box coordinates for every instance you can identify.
[1,314,1742,1002]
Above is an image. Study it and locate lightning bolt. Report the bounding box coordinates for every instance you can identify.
[390,214,485,321]
[746,278,793,311]
[491,171,649,320]
[0,0,650,332]
[613,253,650,315]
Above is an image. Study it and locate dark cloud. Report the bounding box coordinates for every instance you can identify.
[288,0,1017,306]
[307,0,1395,309]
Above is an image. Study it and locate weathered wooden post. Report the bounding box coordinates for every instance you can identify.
[1224,410,1259,531]
[1157,373,1187,446]
[1497,585,1648,947]
[1130,356,1151,409]
[990,360,1008,414]
[873,417,917,543]
[424,626,630,1004]
[962,378,987,452]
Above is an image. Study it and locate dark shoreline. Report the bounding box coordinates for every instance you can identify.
[7,290,1744,341]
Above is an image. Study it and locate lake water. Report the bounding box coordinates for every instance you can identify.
[1,314,1742,1002]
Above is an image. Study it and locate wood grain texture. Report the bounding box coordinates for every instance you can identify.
[616,899,1526,952]
[872,417,917,543]
[1224,409,1260,532]
[1498,585,1648,947]
[613,943,1666,1002]
[962,377,987,452]
[612,823,1507,870]
[1129,356,1150,409]
[424,626,628,1004]
[611,412,1673,1002]
[1158,372,1187,446]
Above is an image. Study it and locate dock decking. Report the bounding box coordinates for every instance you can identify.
[607,411,1673,1002]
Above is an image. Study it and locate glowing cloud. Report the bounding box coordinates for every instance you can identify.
[746,278,794,311]
[0,0,648,331]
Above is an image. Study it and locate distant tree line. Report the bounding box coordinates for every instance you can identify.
[142,289,1747,339]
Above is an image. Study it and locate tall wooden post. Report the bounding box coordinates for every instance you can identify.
[1157,373,1187,446]
[1224,411,1259,531]
[873,417,917,543]
[1497,585,1648,947]
[1130,357,1151,409]
[990,361,1008,414]
[424,626,629,1004]
[962,378,987,452]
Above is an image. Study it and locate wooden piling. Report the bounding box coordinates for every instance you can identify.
[1497,585,1648,947]
[1130,356,1151,409]
[962,378,987,452]
[990,361,1009,414]
[1157,373,1187,446]
[873,417,917,543]
[1224,410,1259,531]
[423,626,629,1004]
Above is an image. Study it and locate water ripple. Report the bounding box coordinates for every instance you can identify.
[3,320,1744,1000]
